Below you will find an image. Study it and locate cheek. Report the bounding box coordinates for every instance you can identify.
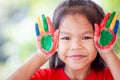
[88,47,97,62]
[90,51,97,63]
[84,41,97,60]
[57,48,65,63]
[84,40,96,50]
[57,41,68,60]
[58,44,67,55]
[58,40,69,52]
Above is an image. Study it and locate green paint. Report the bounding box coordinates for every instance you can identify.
[99,30,113,46]
[42,14,48,32]
[40,34,52,51]
[106,12,115,28]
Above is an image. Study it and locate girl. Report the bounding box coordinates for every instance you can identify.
[7,0,120,80]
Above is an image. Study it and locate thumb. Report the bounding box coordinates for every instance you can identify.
[94,23,103,49]
[49,29,59,54]
[94,23,100,40]
[53,29,59,49]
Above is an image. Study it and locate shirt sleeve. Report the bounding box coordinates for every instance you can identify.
[30,68,52,80]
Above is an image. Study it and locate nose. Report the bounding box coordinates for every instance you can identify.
[70,39,83,50]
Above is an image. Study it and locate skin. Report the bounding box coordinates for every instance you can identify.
[58,14,97,79]
[7,14,120,80]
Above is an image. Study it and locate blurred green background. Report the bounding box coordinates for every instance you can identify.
[0,0,120,79]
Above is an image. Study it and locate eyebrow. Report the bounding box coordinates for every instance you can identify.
[60,31,70,35]
[60,30,94,35]
[82,31,94,35]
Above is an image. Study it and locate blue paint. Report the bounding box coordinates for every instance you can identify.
[35,23,40,36]
[113,20,119,34]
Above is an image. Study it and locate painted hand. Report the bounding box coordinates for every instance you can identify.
[35,14,59,55]
[94,12,119,49]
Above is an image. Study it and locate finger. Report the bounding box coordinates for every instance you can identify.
[37,17,44,34]
[109,13,118,31]
[53,30,59,45]
[46,16,54,35]
[106,12,116,28]
[35,23,40,36]
[113,20,119,34]
[100,12,110,29]
[42,14,48,32]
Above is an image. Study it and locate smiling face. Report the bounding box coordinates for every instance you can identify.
[57,14,97,70]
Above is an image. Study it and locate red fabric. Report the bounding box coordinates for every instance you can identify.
[31,67,113,80]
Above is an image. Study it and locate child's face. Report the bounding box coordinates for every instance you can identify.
[57,14,97,70]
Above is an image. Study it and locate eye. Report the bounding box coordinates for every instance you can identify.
[82,36,93,40]
[61,37,71,40]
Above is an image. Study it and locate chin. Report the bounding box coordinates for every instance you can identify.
[67,63,90,70]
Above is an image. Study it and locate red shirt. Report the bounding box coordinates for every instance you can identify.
[31,68,113,80]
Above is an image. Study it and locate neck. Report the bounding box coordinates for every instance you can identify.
[64,65,91,80]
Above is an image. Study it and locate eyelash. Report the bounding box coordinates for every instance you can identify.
[61,37,71,40]
[82,36,93,40]
[61,36,92,40]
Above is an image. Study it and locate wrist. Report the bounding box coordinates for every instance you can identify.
[97,47,114,54]
[98,48,116,62]
[35,50,52,59]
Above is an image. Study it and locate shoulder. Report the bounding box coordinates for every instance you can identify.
[31,68,69,80]
[85,67,114,80]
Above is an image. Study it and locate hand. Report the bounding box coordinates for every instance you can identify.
[35,14,59,55]
[94,12,119,50]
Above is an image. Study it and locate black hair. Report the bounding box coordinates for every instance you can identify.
[49,0,106,72]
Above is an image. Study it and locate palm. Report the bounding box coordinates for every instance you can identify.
[40,34,52,51]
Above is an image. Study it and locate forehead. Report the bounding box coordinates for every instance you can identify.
[59,14,94,34]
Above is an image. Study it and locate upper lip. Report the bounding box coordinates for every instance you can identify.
[67,50,88,57]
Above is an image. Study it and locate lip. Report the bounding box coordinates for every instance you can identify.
[68,54,87,60]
